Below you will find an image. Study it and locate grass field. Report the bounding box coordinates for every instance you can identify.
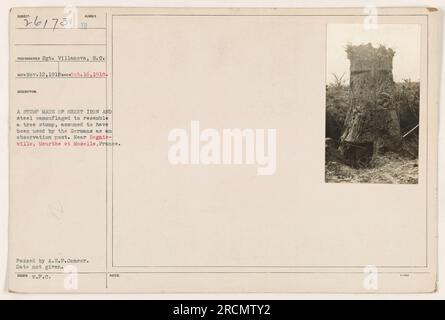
[325,152,418,184]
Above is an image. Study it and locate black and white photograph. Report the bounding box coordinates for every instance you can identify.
[325,24,421,184]
[1,4,442,299]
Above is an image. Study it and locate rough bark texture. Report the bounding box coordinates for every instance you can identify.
[339,44,402,167]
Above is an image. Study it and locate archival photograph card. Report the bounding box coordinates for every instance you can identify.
[8,7,440,293]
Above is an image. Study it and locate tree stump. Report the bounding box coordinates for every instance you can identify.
[339,44,402,167]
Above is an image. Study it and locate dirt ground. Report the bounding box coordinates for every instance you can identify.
[325,152,418,184]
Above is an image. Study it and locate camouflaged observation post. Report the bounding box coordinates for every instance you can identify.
[339,43,402,167]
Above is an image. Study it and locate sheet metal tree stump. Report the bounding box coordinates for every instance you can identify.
[339,44,402,167]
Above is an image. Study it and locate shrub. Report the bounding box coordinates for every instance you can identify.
[325,78,420,139]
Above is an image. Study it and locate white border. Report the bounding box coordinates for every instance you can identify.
[1,0,444,300]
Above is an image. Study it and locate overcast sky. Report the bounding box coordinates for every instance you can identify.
[327,24,421,84]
